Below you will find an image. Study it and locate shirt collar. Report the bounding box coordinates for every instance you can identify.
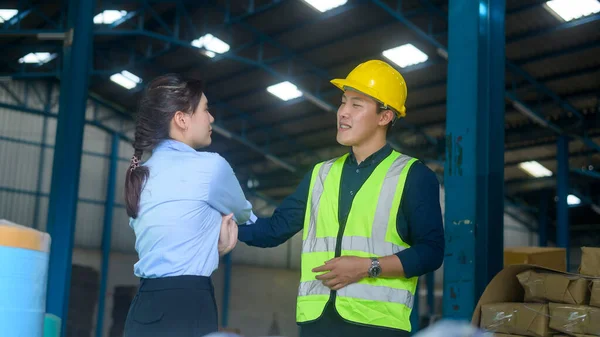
[154,139,197,153]
[348,143,393,168]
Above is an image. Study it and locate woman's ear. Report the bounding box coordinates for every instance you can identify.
[173,111,188,131]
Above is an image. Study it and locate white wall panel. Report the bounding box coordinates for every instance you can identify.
[0,191,36,228]
[78,154,109,201]
[74,202,105,248]
[0,140,41,191]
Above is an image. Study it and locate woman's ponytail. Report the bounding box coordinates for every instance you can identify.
[125,149,149,218]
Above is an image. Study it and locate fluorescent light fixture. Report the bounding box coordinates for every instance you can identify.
[94,10,128,24]
[567,194,581,206]
[191,34,230,56]
[302,0,348,12]
[266,81,303,101]
[202,50,216,58]
[18,52,57,64]
[110,70,142,90]
[382,43,429,68]
[545,0,600,22]
[0,9,18,23]
[518,161,553,178]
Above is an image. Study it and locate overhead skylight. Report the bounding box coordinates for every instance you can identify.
[191,34,230,57]
[0,9,18,23]
[567,194,581,206]
[266,81,303,101]
[110,70,142,90]
[518,161,553,178]
[382,43,429,68]
[93,10,128,24]
[545,0,600,22]
[18,52,57,65]
[302,0,348,12]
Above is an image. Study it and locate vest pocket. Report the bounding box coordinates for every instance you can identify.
[131,291,165,324]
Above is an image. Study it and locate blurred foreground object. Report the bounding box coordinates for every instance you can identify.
[0,219,52,337]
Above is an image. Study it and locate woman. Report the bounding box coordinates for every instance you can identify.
[123,74,253,337]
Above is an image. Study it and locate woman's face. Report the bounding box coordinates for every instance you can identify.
[185,93,214,148]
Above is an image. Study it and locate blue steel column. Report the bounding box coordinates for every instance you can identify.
[443,0,506,320]
[538,194,548,247]
[96,133,119,337]
[45,0,95,333]
[556,135,570,270]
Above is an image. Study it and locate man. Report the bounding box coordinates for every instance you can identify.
[238,59,445,337]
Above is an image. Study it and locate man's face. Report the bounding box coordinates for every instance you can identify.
[336,90,391,146]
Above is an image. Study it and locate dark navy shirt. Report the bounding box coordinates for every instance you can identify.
[238,143,445,278]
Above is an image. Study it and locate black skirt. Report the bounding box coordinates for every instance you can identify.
[123,275,219,337]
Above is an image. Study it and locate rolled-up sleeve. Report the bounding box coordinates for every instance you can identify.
[395,162,445,278]
[206,155,252,224]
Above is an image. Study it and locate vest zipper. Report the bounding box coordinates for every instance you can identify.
[327,214,347,308]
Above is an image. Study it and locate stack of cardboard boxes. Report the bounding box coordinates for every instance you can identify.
[472,247,600,337]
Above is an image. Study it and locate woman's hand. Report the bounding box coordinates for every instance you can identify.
[218,213,238,256]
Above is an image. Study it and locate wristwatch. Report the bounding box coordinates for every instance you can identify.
[368,257,382,278]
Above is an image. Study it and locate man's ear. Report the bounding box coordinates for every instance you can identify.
[173,110,188,130]
[378,109,395,127]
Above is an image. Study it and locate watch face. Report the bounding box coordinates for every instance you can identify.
[370,266,382,277]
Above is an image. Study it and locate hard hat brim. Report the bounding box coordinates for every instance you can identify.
[330,78,405,118]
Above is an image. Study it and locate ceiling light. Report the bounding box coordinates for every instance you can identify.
[266,81,303,101]
[94,10,128,24]
[18,52,56,64]
[302,0,348,12]
[110,70,142,90]
[382,43,429,68]
[518,161,553,178]
[0,9,18,23]
[567,194,581,206]
[544,0,600,22]
[191,34,230,55]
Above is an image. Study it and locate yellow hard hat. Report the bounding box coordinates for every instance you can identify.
[330,59,408,118]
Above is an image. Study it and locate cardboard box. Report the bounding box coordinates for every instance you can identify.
[504,247,566,271]
[480,303,549,337]
[471,265,600,327]
[548,303,600,335]
[579,247,600,277]
[516,270,590,305]
[591,280,600,308]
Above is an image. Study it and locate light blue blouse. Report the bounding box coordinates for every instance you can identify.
[129,139,254,278]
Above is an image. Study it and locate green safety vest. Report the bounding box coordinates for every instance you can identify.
[296,150,419,332]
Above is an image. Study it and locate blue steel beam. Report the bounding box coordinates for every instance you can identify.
[556,135,570,270]
[95,132,119,337]
[45,0,96,335]
[443,0,505,321]
[371,0,600,149]
[88,31,361,161]
[207,3,433,88]
[507,13,600,44]
[374,0,593,122]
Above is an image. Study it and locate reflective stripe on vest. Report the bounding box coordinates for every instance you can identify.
[296,151,418,331]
